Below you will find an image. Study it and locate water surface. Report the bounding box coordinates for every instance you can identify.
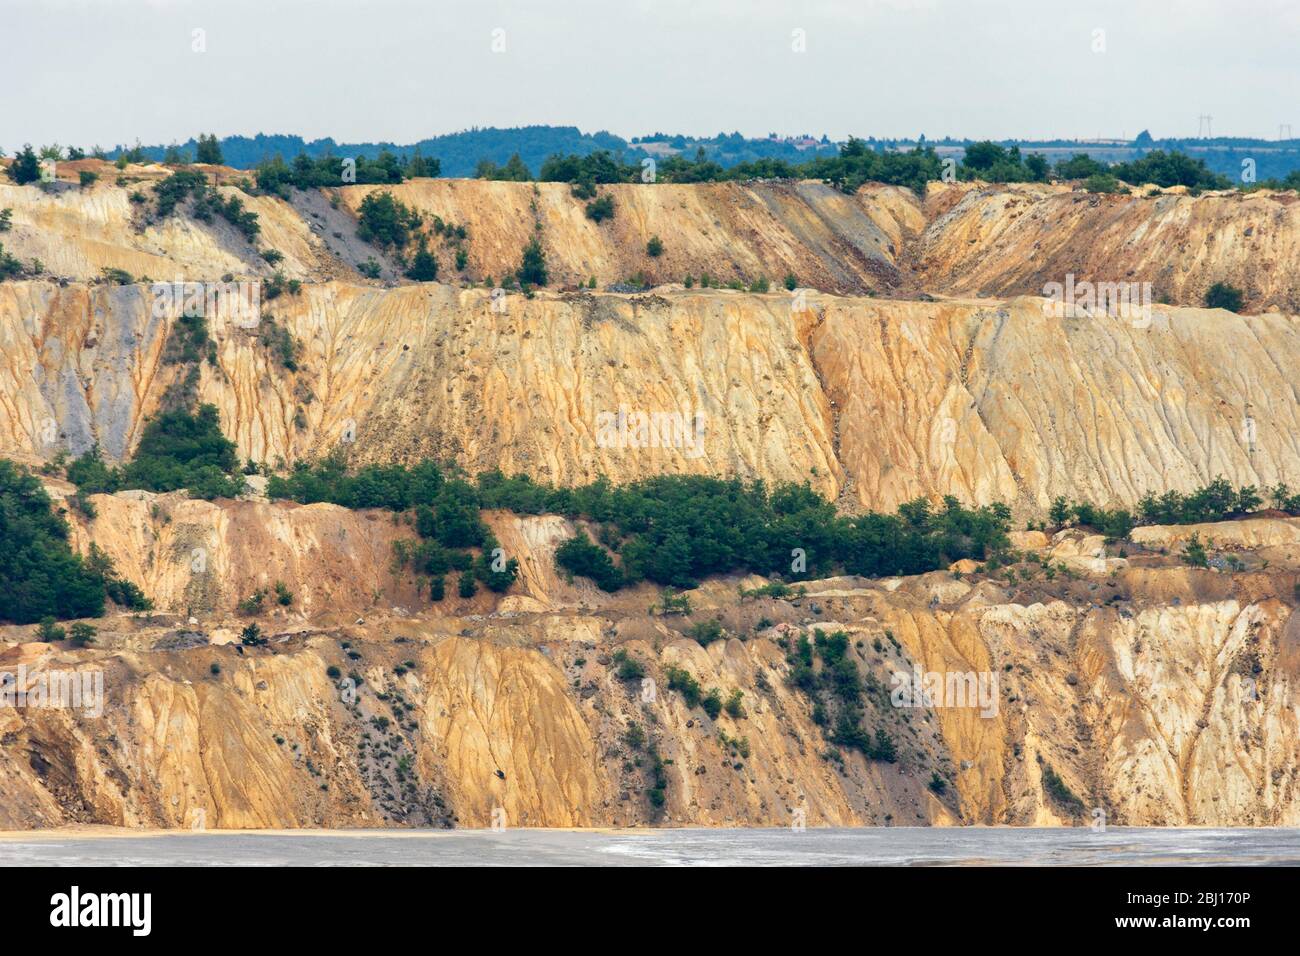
[3,827,1298,866]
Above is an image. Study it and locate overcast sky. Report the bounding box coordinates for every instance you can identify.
[3,0,1297,149]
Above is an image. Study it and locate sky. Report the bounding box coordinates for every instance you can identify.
[2,0,1297,149]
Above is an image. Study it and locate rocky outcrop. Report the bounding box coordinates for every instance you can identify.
[6,175,1300,311]
[3,281,1297,518]
[3,503,1298,829]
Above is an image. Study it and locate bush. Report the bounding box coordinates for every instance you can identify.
[517,237,548,286]
[255,151,411,193]
[1083,173,1124,194]
[7,145,40,185]
[665,666,702,708]
[475,153,532,181]
[240,622,266,646]
[357,191,421,248]
[701,688,723,720]
[1205,281,1244,312]
[118,404,244,499]
[723,689,745,718]
[584,195,615,222]
[0,243,23,280]
[688,618,724,646]
[405,240,439,281]
[1055,153,1109,180]
[1041,762,1084,811]
[1137,478,1265,525]
[0,461,110,623]
[195,134,223,165]
[238,589,267,615]
[612,649,645,681]
[646,236,663,257]
[456,571,477,599]
[79,170,99,188]
[1181,533,1209,568]
[555,532,624,591]
[69,621,97,647]
[1111,150,1229,190]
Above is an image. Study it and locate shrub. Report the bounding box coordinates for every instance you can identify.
[118,404,244,499]
[274,581,293,606]
[1055,153,1109,180]
[357,191,421,248]
[0,461,110,623]
[1205,281,1244,312]
[688,618,724,646]
[69,621,97,647]
[7,145,40,185]
[238,589,267,615]
[405,240,438,281]
[0,243,22,279]
[646,236,663,257]
[584,195,615,222]
[195,134,223,165]
[724,689,745,718]
[1083,173,1123,194]
[1041,762,1084,811]
[612,649,645,681]
[100,267,134,285]
[1110,150,1229,190]
[1181,533,1210,568]
[665,666,702,708]
[555,532,623,590]
[701,688,723,720]
[457,571,477,599]
[517,237,548,286]
[78,170,98,189]
[240,622,266,646]
[38,617,66,642]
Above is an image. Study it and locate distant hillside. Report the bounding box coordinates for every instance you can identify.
[108,126,841,176]
[885,132,1300,182]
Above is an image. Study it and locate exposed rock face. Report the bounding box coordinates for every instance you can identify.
[3,281,1297,518]
[6,176,1300,311]
[5,176,1300,832]
[0,180,326,283]
[2,501,1298,829]
[915,182,1300,314]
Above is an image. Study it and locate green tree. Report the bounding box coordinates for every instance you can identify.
[1204,282,1244,312]
[405,239,439,281]
[7,144,41,185]
[0,460,107,624]
[517,237,548,286]
[196,133,224,165]
[69,621,97,647]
